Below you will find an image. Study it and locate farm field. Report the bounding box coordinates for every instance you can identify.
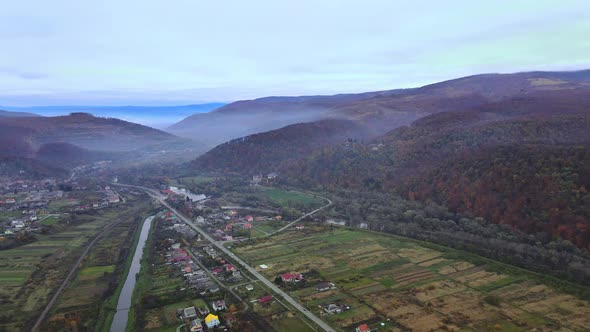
[259,188,323,209]
[230,225,590,332]
[0,192,151,331]
[46,195,153,331]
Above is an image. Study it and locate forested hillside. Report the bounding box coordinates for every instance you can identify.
[191,72,590,249]
[285,89,590,249]
[194,119,371,174]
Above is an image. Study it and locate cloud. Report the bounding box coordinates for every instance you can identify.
[0,67,49,80]
[0,0,589,105]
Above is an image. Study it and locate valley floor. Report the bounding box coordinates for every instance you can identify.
[229,225,590,332]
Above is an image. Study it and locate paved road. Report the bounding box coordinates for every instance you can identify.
[114,183,335,332]
[184,245,250,312]
[271,190,332,235]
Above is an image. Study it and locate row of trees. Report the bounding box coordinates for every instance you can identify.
[325,190,590,290]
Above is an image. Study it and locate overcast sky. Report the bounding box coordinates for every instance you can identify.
[1,0,589,106]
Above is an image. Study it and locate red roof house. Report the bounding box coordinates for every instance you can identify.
[257,295,274,305]
[281,272,304,283]
[356,324,370,332]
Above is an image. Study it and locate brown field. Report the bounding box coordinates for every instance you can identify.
[230,226,590,332]
[454,270,508,288]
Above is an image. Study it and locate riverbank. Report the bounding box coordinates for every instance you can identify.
[109,215,155,332]
[124,215,157,332]
[94,211,146,332]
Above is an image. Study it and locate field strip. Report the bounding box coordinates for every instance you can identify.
[446,265,486,278]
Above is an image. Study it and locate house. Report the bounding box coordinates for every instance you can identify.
[245,284,254,291]
[171,243,181,250]
[197,306,210,317]
[267,172,278,179]
[244,223,252,229]
[225,263,237,272]
[5,198,15,204]
[275,215,282,221]
[295,225,305,230]
[189,319,203,332]
[204,313,220,328]
[356,324,370,332]
[244,215,254,222]
[281,272,304,283]
[252,174,263,184]
[315,282,335,292]
[182,306,198,319]
[211,300,226,311]
[323,303,343,314]
[11,220,25,229]
[212,267,224,275]
[257,295,274,305]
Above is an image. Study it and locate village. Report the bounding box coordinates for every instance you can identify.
[124,185,376,332]
[140,205,360,332]
[0,177,124,245]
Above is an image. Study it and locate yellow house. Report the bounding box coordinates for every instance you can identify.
[204,313,220,328]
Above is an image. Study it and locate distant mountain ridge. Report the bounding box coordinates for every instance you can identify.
[170,69,590,148]
[0,109,39,117]
[2,103,225,128]
[0,112,188,175]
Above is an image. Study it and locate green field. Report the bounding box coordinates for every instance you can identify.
[231,226,590,332]
[40,215,60,225]
[0,210,22,221]
[0,195,152,331]
[260,188,322,208]
[48,199,79,209]
[79,265,115,278]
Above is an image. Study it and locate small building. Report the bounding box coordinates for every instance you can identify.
[315,282,335,292]
[245,284,254,291]
[323,303,343,314]
[257,295,274,305]
[281,272,303,283]
[182,306,198,320]
[197,307,210,317]
[211,300,226,311]
[11,220,25,229]
[356,324,370,332]
[204,313,220,328]
[189,319,203,332]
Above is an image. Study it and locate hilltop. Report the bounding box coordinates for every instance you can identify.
[191,70,590,249]
[0,112,188,174]
[171,69,590,148]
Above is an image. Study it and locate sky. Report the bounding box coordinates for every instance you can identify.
[1,0,589,106]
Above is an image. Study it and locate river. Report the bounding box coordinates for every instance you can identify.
[109,215,154,332]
